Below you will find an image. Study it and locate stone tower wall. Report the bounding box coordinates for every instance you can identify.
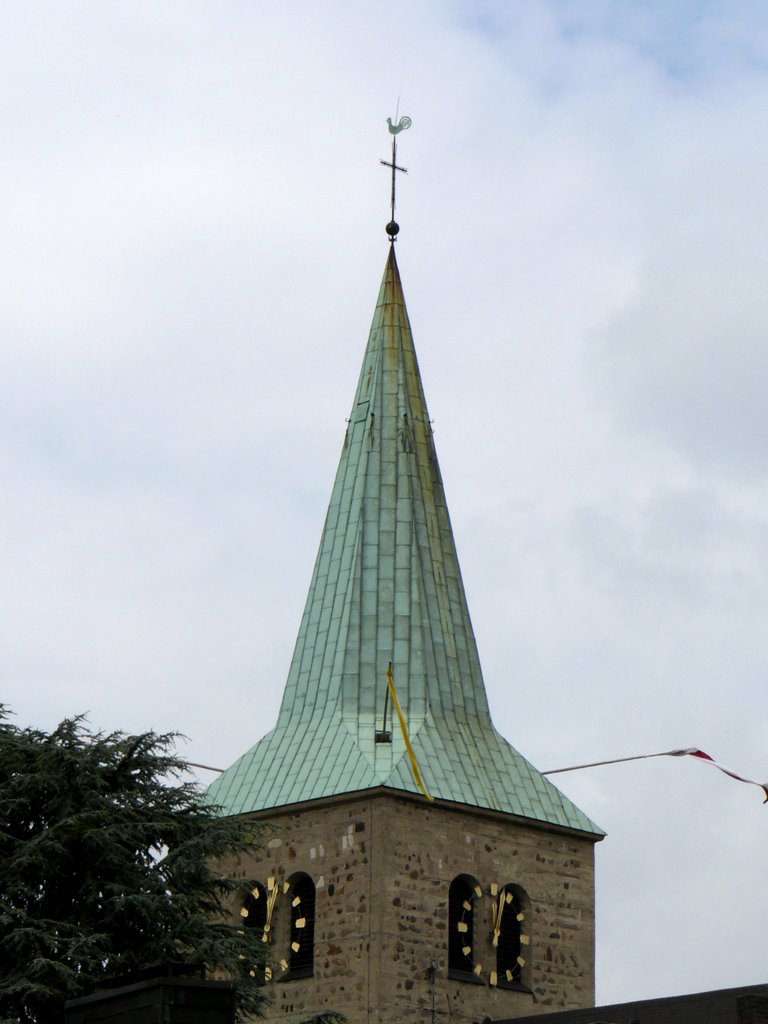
[226,791,597,1024]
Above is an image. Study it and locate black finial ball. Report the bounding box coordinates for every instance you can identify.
[386,220,400,238]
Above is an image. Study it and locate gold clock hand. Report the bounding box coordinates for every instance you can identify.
[263,877,279,942]
[492,885,509,946]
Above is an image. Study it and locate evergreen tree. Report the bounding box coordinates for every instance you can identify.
[0,710,268,1024]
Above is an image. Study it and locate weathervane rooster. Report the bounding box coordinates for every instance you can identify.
[381,113,412,240]
[386,115,412,135]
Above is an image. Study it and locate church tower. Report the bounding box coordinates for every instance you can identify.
[209,139,602,1022]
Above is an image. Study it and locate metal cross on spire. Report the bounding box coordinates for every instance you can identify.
[380,113,412,241]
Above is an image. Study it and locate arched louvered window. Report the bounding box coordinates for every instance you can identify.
[288,873,315,977]
[495,884,529,988]
[448,875,480,978]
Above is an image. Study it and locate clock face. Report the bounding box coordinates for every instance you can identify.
[240,875,314,980]
[454,881,529,986]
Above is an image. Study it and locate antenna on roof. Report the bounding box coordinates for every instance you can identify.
[380,108,412,242]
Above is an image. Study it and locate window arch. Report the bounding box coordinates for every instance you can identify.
[448,875,481,978]
[495,883,529,988]
[288,873,315,977]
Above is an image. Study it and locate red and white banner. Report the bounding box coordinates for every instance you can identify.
[668,748,768,802]
[544,747,768,803]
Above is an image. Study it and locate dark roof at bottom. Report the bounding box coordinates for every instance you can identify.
[484,983,768,1024]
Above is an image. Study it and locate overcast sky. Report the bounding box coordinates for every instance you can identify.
[3,0,768,1008]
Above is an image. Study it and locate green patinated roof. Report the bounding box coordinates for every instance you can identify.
[208,247,601,836]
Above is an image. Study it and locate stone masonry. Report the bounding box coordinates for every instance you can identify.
[225,789,598,1024]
